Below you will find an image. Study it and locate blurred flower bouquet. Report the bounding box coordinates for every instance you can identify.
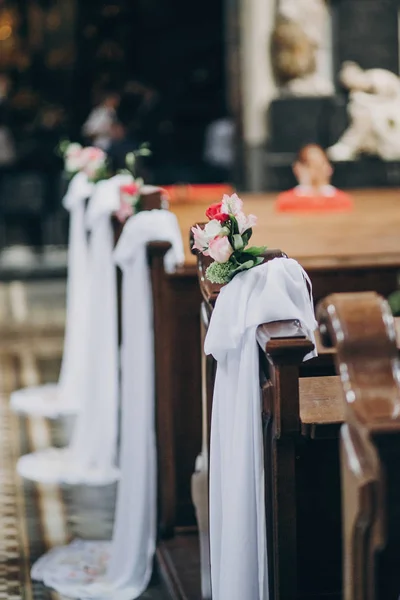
[191,194,267,284]
[114,182,142,223]
[114,143,153,223]
[59,141,110,182]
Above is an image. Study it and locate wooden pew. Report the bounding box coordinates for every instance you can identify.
[317,292,400,600]
[174,244,342,600]
[149,190,400,539]
[150,192,400,536]
[149,193,400,597]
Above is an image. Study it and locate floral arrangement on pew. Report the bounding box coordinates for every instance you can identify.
[192,194,267,284]
[60,141,110,182]
[114,143,152,223]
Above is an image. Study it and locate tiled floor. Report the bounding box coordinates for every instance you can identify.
[0,279,171,600]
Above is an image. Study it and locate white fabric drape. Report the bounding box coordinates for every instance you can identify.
[10,172,93,418]
[205,258,317,600]
[31,210,184,599]
[16,175,132,485]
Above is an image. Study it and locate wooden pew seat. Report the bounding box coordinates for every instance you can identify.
[300,376,344,437]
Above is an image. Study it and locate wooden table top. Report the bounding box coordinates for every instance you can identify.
[171,189,400,269]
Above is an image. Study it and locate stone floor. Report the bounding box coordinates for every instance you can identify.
[0,278,171,600]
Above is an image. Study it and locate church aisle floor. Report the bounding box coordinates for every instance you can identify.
[0,279,171,600]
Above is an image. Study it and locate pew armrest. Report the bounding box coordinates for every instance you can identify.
[258,320,315,366]
[316,291,400,433]
[147,240,172,259]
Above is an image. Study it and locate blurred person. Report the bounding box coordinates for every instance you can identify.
[82,89,120,150]
[276,144,353,212]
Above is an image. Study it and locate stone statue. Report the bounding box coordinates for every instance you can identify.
[328,62,400,161]
[272,0,334,96]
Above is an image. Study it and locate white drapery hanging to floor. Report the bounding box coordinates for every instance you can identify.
[16,174,133,485]
[10,172,93,418]
[31,210,184,600]
[205,258,317,600]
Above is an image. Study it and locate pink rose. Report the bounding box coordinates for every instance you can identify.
[208,236,233,263]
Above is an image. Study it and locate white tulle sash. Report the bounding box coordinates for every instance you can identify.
[30,210,184,599]
[10,172,93,418]
[16,175,132,485]
[205,258,317,600]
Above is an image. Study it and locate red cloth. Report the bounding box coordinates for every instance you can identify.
[276,187,353,213]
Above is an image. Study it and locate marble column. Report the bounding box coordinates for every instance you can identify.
[239,0,277,191]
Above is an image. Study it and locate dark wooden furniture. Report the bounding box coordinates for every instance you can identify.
[158,236,344,600]
[317,292,400,600]
[149,194,400,598]
[148,243,202,536]
[148,193,400,543]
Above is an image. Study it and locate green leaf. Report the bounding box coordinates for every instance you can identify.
[253,256,264,266]
[232,234,244,250]
[126,153,136,169]
[229,259,255,278]
[243,245,268,256]
[242,228,253,243]
[230,215,239,235]
[388,291,400,316]
[241,232,250,246]
[220,226,230,236]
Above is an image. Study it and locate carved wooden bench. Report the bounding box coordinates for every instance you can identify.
[317,292,400,600]
[148,205,400,599]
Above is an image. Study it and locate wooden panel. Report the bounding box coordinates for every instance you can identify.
[262,323,342,599]
[148,244,203,535]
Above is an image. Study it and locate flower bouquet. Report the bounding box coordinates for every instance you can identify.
[80,146,109,182]
[59,141,110,182]
[62,142,85,175]
[114,182,142,223]
[191,194,267,284]
[114,143,153,221]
